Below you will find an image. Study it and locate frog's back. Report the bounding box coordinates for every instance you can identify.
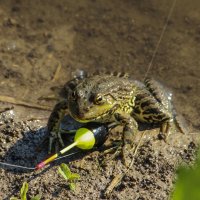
[132,78,173,124]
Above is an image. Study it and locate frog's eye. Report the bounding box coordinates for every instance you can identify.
[94,95,104,104]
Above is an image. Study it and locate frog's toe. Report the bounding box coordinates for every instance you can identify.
[161,121,171,134]
[122,130,135,167]
[159,121,172,142]
[122,143,133,167]
[57,131,65,147]
[48,131,65,154]
[48,133,56,154]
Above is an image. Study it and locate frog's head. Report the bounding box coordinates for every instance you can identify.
[68,75,133,123]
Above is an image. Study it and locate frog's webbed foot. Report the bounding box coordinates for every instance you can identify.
[115,113,138,167]
[47,100,68,154]
[159,114,187,142]
[48,130,65,154]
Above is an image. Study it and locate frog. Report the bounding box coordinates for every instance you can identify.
[47,71,180,165]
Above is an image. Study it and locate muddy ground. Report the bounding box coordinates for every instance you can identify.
[0,0,200,199]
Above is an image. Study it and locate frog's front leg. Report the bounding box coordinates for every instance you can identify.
[114,113,138,166]
[48,99,68,153]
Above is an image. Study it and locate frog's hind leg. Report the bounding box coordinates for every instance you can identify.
[159,120,173,141]
[48,100,68,154]
[172,111,187,135]
[160,121,170,134]
[144,78,172,111]
[142,79,186,140]
[159,115,187,143]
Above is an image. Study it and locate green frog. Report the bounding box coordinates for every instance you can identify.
[47,71,178,165]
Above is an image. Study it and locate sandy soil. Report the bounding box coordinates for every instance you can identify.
[0,0,200,199]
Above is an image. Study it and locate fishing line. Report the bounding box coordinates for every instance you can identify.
[0,151,80,170]
[144,0,177,79]
[54,151,80,161]
[0,161,35,170]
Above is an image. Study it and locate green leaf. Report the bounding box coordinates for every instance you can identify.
[10,197,19,200]
[30,194,41,200]
[68,173,80,181]
[58,166,68,180]
[58,163,72,180]
[20,182,29,200]
[171,152,200,200]
[58,163,80,191]
[61,163,72,177]
[58,164,71,180]
[69,183,76,191]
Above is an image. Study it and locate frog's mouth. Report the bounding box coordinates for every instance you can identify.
[71,104,119,123]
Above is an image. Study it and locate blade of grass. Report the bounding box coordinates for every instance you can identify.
[69,183,76,191]
[68,173,80,181]
[31,194,41,200]
[20,182,28,200]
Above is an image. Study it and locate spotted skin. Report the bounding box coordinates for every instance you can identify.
[48,73,176,165]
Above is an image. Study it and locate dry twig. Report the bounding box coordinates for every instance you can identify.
[105,131,146,197]
[0,95,52,111]
[52,62,62,82]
